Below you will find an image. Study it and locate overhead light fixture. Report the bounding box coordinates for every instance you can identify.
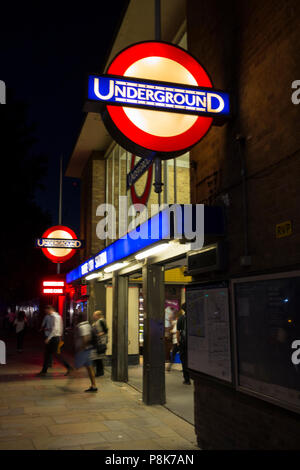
[104,262,129,273]
[135,243,169,260]
[85,272,101,281]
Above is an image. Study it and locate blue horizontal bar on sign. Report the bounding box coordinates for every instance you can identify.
[67,209,171,283]
[87,74,230,119]
[66,206,225,284]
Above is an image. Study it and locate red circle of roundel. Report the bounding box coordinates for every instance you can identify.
[41,225,78,264]
[130,155,153,205]
[106,41,213,158]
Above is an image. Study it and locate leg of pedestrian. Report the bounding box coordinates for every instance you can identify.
[85,365,98,392]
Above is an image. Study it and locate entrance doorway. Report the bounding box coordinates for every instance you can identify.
[127,259,194,424]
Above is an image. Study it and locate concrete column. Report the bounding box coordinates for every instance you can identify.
[111,274,128,382]
[142,263,166,405]
[87,280,106,323]
[87,281,96,323]
[94,282,106,315]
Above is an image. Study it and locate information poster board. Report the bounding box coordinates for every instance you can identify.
[234,275,300,411]
[186,285,232,382]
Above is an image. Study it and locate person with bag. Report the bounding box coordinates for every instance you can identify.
[167,311,180,372]
[73,313,97,392]
[91,310,108,377]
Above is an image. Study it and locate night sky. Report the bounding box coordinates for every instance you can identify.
[0,1,129,235]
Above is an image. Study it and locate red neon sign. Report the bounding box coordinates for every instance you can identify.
[42,279,65,295]
[81,285,88,297]
[43,288,64,294]
[43,281,65,287]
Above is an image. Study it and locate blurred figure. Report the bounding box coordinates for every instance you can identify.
[73,313,97,392]
[14,311,27,352]
[37,305,72,377]
[4,312,10,330]
[164,306,174,364]
[91,310,108,377]
[177,303,191,385]
[167,311,180,372]
[40,309,53,367]
[8,310,16,333]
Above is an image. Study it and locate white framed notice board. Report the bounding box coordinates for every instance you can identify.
[186,284,232,382]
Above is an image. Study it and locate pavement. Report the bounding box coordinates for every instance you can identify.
[128,362,194,425]
[0,331,198,450]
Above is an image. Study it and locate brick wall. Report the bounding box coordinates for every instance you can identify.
[187,0,300,449]
[193,375,300,449]
[187,0,300,276]
[80,151,106,260]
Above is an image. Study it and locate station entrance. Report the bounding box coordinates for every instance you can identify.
[103,255,194,424]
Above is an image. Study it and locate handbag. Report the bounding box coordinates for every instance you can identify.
[57,340,64,354]
[92,325,107,355]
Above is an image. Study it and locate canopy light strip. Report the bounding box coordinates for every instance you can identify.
[104,262,129,273]
[85,272,101,281]
[135,243,169,260]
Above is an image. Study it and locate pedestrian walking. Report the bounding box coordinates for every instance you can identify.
[164,306,175,364]
[73,313,97,392]
[37,305,72,377]
[167,311,180,372]
[14,311,27,352]
[40,310,53,367]
[177,303,191,385]
[91,310,108,377]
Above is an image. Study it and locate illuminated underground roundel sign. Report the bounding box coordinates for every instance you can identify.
[87,41,231,159]
[36,225,82,263]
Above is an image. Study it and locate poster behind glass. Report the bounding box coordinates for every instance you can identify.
[235,276,300,410]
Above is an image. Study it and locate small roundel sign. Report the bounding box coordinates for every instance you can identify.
[37,225,80,263]
[88,41,230,160]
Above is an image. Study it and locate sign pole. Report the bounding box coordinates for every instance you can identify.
[57,156,63,275]
[155,0,161,41]
[154,0,163,205]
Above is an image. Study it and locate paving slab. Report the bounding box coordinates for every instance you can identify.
[0,334,198,450]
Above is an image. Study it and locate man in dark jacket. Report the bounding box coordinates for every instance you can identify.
[91,310,108,377]
[177,303,191,385]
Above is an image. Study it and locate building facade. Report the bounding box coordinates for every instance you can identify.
[65,0,300,449]
[187,0,300,449]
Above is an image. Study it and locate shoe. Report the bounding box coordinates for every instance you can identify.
[64,368,73,376]
[84,386,98,392]
[183,380,191,385]
[36,371,47,377]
